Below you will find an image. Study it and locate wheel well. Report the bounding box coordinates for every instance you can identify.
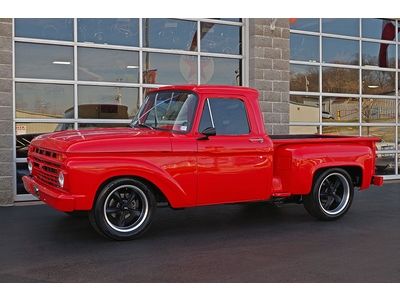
[314,166,362,187]
[94,175,170,207]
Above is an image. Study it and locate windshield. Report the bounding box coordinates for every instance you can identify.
[131,91,198,133]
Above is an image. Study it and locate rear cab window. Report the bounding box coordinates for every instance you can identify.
[198,98,250,135]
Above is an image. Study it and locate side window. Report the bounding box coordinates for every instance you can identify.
[199,98,250,135]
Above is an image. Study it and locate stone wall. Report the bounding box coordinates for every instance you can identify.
[248,18,290,135]
[0,18,13,206]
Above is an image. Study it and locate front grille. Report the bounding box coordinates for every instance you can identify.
[30,147,62,187]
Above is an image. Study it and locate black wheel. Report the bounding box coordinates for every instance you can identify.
[89,178,156,240]
[303,168,354,221]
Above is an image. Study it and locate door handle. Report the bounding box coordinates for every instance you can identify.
[249,138,264,143]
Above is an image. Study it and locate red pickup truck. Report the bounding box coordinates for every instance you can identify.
[23,85,383,240]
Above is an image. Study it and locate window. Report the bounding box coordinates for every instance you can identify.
[14,18,244,197]
[290,18,400,179]
[15,43,74,80]
[78,18,139,47]
[199,98,250,135]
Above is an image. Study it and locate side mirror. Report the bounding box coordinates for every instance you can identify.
[198,127,216,140]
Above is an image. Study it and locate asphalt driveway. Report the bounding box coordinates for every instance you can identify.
[0,183,399,282]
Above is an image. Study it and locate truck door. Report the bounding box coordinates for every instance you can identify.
[196,97,273,205]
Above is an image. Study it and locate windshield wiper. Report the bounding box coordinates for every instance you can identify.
[132,123,155,130]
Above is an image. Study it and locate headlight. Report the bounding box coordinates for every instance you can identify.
[28,161,33,174]
[58,172,64,188]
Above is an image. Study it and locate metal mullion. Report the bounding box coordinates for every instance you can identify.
[359,20,362,136]
[142,83,167,89]
[12,18,17,199]
[319,22,322,129]
[186,18,243,26]
[321,63,361,69]
[73,18,78,130]
[289,60,320,66]
[289,29,320,37]
[359,123,398,126]
[76,42,141,52]
[15,118,75,123]
[14,37,75,46]
[76,119,132,124]
[197,20,201,84]
[198,51,242,59]
[361,37,397,45]
[242,18,249,87]
[320,32,361,41]
[294,122,360,126]
[289,91,321,97]
[76,81,141,88]
[15,78,75,85]
[396,19,399,174]
[139,18,143,106]
[142,47,198,56]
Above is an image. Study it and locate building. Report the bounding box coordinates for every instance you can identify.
[0,18,398,205]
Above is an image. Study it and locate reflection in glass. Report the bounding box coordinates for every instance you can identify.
[289,18,319,32]
[362,70,395,95]
[362,126,396,151]
[16,162,29,194]
[322,97,359,123]
[15,43,74,80]
[362,98,395,123]
[78,86,139,119]
[200,22,241,55]
[362,41,395,68]
[362,19,396,41]
[200,57,241,85]
[78,123,130,129]
[16,83,74,119]
[290,64,319,92]
[15,122,73,158]
[322,18,359,37]
[289,95,319,123]
[322,126,359,136]
[78,18,139,47]
[290,34,319,62]
[212,18,242,22]
[78,47,139,83]
[143,52,198,84]
[15,18,73,41]
[322,37,359,65]
[322,67,359,94]
[289,126,319,134]
[143,19,197,51]
[375,153,396,175]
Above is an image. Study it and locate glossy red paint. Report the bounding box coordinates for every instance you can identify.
[23,85,382,212]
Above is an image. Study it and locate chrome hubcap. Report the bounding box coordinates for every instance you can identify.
[318,173,350,215]
[103,185,149,233]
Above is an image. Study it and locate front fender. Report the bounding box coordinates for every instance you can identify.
[65,157,191,210]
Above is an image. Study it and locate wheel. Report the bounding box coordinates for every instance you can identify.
[303,168,354,221]
[89,178,156,240]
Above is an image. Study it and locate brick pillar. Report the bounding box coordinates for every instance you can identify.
[248,18,290,135]
[0,18,13,206]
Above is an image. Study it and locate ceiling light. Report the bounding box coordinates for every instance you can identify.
[368,85,379,89]
[126,65,139,69]
[52,61,71,65]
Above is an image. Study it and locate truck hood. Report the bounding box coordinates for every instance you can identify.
[31,127,172,153]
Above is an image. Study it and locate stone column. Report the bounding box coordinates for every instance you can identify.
[248,18,290,135]
[0,18,13,206]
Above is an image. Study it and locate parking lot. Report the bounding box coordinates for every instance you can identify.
[0,182,399,283]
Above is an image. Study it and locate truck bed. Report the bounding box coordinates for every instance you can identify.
[270,134,380,146]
